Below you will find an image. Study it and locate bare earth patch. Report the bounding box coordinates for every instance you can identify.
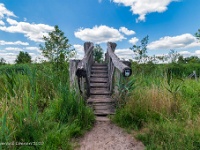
[76,117,145,150]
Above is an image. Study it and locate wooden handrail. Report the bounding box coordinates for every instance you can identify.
[76,42,94,96]
[106,42,132,77]
[106,42,132,92]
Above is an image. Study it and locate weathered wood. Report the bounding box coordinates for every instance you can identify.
[76,42,94,96]
[90,74,108,78]
[91,66,108,70]
[90,78,108,83]
[90,82,108,88]
[94,110,115,116]
[91,70,108,73]
[90,88,111,95]
[69,59,80,87]
[87,97,114,103]
[107,42,132,77]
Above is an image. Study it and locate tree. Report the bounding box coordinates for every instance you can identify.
[40,25,75,67]
[168,49,180,63]
[177,55,186,64]
[93,44,103,63]
[195,29,200,41]
[0,58,6,65]
[185,56,200,63]
[130,35,149,63]
[15,51,32,64]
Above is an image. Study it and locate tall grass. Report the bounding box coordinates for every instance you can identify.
[0,63,94,150]
[113,63,200,150]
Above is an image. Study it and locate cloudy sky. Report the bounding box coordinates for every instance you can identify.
[0,0,200,63]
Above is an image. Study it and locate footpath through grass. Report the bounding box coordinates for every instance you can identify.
[113,63,200,150]
[0,63,95,150]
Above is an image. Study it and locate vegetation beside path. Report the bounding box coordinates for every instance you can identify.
[0,63,95,150]
[113,63,200,150]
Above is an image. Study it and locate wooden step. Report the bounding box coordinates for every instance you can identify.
[90,95,111,99]
[93,104,115,110]
[90,88,111,95]
[87,97,114,103]
[92,66,108,70]
[90,78,108,83]
[93,63,107,66]
[91,74,108,78]
[94,110,115,116]
[91,70,108,73]
[90,82,108,88]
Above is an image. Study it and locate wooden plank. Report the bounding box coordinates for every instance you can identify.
[90,82,108,88]
[91,70,108,73]
[91,74,108,78]
[94,110,115,116]
[89,95,111,99]
[87,97,114,103]
[90,88,110,95]
[92,66,108,69]
[93,63,107,66]
[94,105,115,110]
[90,78,108,83]
[107,42,132,77]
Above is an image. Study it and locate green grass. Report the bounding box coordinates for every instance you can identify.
[113,63,200,150]
[0,63,95,150]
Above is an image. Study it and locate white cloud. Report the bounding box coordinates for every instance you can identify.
[5,47,22,51]
[0,3,16,19]
[129,37,139,45]
[115,48,134,60]
[98,0,102,3]
[195,50,200,55]
[74,25,125,44]
[112,0,178,22]
[0,40,29,46]
[147,34,200,50]
[6,18,18,25]
[0,21,54,42]
[0,20,4,25]
[178,50,200,57]
[25,47,41,53]
[73,44,84,59]
[119,27,135,35]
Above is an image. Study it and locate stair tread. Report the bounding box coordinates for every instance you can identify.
[87,97,114,103]
[90,83,108,87]
[90,78,108,83]
[92,66,108,69]
[94,105,115,110]
[91,70,108,73]
[94,110,115,115]
[93,63,107,66]
[91,74,108,78]
[90,89,111,95]
[90,95,111,98]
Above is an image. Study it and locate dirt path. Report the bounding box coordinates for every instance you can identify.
[76,117,145,150]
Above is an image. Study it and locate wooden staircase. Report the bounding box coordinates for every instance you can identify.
[87,63,115,116]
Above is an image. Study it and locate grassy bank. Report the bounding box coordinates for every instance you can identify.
[0,63,95,150]
[113,63,200,150]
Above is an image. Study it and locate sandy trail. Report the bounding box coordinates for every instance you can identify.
[76,117,145,150]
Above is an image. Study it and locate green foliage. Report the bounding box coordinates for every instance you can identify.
[116,76,136,105]
[40,25,75,70]
[195,29,200,41]
[130,35,149,62]
[0,58,6,65]
[168,49,180,63]
[113,62,200,149]
[93,44,104,63]
[178,55,200,64]
[15,51,32,64]
[0,63,94,149]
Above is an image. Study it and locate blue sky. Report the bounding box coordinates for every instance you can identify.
[0,0,200,63]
